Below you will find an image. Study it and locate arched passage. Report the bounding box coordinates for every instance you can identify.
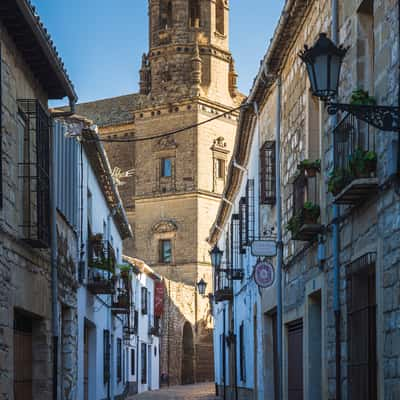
[181,322,195,384]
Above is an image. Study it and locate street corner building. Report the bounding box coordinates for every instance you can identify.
[74,0,245,386]
[209,1,400,400]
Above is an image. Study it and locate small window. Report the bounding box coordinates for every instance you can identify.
[141,343,147,384]
[260,141,276,205]
[189,0,201,27]
[160,0,173,29]
[216,0,225,35]
[161,158,172,177]
[103,330,110,384]
[141,287,148,314]
[239,322,246,382]
[160,239,172,263]
[216,158,225,179]
[131,349,135,375]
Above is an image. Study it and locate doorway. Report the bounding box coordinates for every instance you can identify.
[14,312,33,400]
[287,319,304,400]
[181,322,194,384]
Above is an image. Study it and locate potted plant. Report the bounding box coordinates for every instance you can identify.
[302,202,320,224]
[286,214,302,236]
[118,264,131,279]
[349,149,377,178]
[364,150,377,175]
[117,291,129,307]
[350,89,376,106]
[328,168,351,195]
[298,159,321,177]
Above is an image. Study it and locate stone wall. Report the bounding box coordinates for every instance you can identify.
[0,23,53,400]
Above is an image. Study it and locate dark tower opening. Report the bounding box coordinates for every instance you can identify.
[216,0,225,34]
[160,0,173,29]
[189,0,201,28]
[181,322,195,385]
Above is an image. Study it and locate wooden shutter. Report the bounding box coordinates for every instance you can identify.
[103,330,110,384]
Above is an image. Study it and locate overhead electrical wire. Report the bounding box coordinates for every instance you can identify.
[84,103,248,143]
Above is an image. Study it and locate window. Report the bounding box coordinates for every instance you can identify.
[216,0,225,34]
[159,239,172,263]
[230,214,240,269]
[17,100,51,248]
[239,197,247,252]
[189,0,201,27]
[131,349,135,375]
[160,0,173,29]
[246,179,255,243]
[103,330,110,384]
[216,158,225,179]
[260,141,276,205]
[141,287,148,315]
[87,190,93,230]
[133,310,139,334]
[161,158,172,178]
[141,343,147,384]
[117,338,122,382]
[239,322,246,382]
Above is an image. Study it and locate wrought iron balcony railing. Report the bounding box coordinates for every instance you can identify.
[87,236,116,295]
[332,113,378,204]
[288,168,323,241]
[112,274,131,314]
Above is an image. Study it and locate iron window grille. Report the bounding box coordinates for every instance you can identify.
[260,141,276,205]
[239,197,247,253]
[246,179,255,243]
[214,262,233,303]
[17,99,51,248]
[230,214,241,270]
[131,349,135,375]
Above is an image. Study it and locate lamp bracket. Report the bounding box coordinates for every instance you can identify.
[326,102,400,132]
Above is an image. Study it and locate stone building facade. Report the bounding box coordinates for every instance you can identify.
[209,0,400,399]
[0,1,76,399]
[75,0,244,386]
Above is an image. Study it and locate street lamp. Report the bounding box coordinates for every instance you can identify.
[299,33,400,132]
[196,278,207,296]
[209,245,223,269]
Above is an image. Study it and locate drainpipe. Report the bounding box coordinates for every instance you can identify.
[51,118,59,400]
[331,2,341,399]
[275,77,284,400]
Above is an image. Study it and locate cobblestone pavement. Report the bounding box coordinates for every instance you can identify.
[129,383,220,399]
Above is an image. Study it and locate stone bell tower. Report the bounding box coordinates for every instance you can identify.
[140,0,238,102]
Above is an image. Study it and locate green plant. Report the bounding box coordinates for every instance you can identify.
[328,168,352,195]
[303,201,321,221]
[286,214,302,235]
[298,159,321,176]
[118,264,131,273]
[348,148,377,178]
[350,89,376,106]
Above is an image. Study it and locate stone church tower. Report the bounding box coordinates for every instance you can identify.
[75,0,243,385]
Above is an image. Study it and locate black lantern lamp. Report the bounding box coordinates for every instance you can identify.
[210,245,223,269]
[300,33,400,132]
[196,278,207,296]
[299,33,347,101]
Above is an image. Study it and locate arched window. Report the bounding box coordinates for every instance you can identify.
[189,0,201,28]
[160,0,173,29]
[216,0,225,34]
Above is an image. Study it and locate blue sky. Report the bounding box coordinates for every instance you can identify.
[31,1,284,105]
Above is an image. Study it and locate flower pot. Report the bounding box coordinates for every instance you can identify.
[365,159,377,176]
[304,167,318,178]
[302,208,320,225]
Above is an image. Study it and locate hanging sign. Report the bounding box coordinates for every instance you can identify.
[154,282,165,317]
[254,261,275,288]
[251,240,277,257]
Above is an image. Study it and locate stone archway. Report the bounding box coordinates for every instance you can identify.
[181,322,194,385]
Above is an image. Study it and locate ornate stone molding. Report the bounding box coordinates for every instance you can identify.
[152,220,178,234]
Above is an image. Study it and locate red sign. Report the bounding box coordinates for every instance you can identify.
[154,282,165,317]
[254,261,275,288]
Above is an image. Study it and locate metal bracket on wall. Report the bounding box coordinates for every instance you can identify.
[326,103,400,132]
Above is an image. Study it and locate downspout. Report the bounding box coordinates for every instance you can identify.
[331,2,341,400]
[275,77,284,400]
[51,117,59,400]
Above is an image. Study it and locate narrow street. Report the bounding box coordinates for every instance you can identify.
[129,383,219,400]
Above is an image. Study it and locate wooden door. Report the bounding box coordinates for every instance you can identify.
[14,314,33,400]
[287,319,303,400]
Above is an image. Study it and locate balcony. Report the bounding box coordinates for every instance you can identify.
[214,263,233,303]
[112,270,131,314]
[331,113,378,204]
[287,166,323,242]
[87,235,116,295]
[149,317,161,336]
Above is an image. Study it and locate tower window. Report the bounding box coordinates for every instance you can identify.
[160,0,173,29]
[216,158,225,179]
[216,0,225,35]
[189,0,201,27]
[159,239,172,263]
[161,158,172,177]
